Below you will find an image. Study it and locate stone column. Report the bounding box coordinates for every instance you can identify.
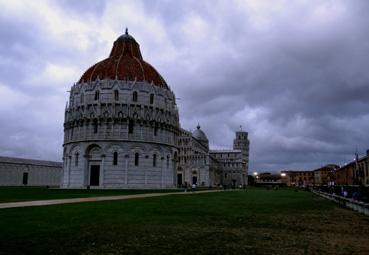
[83,154,89,187]
[198,168,201,185]
[125,155,129,185]
[68,155,72,187]
[144,162,147,186]
[84,122,87,140]
[172,156,176,187]
[100,154,105,187]
[161,157,164,188]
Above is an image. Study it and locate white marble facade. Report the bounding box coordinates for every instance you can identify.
[177,126,250,188]
[63,79,179,188]
[62,31,249,189]
[0,157,62,186]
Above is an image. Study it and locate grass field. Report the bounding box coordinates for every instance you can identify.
[0,188,368,255]
[0,186,182,203]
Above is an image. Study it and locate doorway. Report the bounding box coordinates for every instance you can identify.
[22,172,28,185]
[90,165,100,186]
[232,179,236,188]
[177,173,182,186]
[192,176,197,185]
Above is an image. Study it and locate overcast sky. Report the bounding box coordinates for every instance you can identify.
[0,0,368,172]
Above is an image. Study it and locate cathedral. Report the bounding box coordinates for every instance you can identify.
[62,30,249,189]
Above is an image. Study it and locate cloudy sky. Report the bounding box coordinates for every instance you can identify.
[0,0,368,172]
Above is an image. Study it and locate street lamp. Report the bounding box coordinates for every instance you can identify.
[281,173,286,177]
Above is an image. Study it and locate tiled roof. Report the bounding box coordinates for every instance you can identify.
[79,30,168,88]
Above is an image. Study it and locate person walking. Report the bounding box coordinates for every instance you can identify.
[192,183,196,192]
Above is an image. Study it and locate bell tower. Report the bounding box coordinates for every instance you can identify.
[233,127,250,184]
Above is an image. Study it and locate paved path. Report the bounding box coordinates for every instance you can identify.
[0,190,223,209]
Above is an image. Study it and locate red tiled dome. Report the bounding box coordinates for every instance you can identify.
[79,29,168,89]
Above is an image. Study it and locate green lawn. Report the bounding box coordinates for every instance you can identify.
[0,186,182,203]
[0,188,368,255]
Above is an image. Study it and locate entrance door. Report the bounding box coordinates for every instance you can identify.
[90,165,100,186]
[177,173,183,186]
[192,176,197,185]
[22,172,28,185]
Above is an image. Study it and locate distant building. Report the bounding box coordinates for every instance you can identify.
[335,163,355,186]
[281,170,314,186]
[177,127,212,187]
[0,156,62,186]
[177,125,249,187]
[356,151,369,186]
[62,30,250,189]
[313,164,339,186]
[335,150,369,186]
[255,172,282,186]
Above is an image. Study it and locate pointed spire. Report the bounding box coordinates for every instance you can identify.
[125,27,128,35]
[197,123,200,129]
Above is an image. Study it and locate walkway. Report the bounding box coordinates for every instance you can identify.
[0,190,223,209]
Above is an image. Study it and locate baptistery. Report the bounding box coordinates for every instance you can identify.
[62,29,179,188]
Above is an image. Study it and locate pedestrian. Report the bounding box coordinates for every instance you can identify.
[343,189,348,198]
[352,191,359,201]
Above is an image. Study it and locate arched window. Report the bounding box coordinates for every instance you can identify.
[114,90,119,101]
[154,123,158,136]
[135,153,139,166]
[153,154,157,167]
[113,152,118,165]
[128,119,134,134]
[75,152,79,166]
[132,91,138,102]
[174,152,178,161]
[150,94,154,104]
[94,90,100,101]
[93,120,98,133]
[80,93,84,104]
[167,155,170,168]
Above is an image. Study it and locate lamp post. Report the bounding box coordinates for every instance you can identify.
[280,172,287,186]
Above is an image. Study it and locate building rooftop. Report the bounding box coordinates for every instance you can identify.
[210,149,242,153]
[0,156,62,168]
[192,124,208,142]
[79,29,168,88]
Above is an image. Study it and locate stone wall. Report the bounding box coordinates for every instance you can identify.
[0,157,62,186]
[63,141,176,188]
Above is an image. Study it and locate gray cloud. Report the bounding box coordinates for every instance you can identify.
[0,0,368,172]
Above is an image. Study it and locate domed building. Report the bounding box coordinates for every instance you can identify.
[192,124,209,149]
[62,29,179,188]
[177,124,249,188]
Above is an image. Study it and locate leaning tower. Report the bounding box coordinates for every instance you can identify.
[233,130,250,185]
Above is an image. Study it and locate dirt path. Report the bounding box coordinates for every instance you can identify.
[0,190,224,209]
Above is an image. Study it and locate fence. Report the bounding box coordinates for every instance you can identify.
[312,190,369,216]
